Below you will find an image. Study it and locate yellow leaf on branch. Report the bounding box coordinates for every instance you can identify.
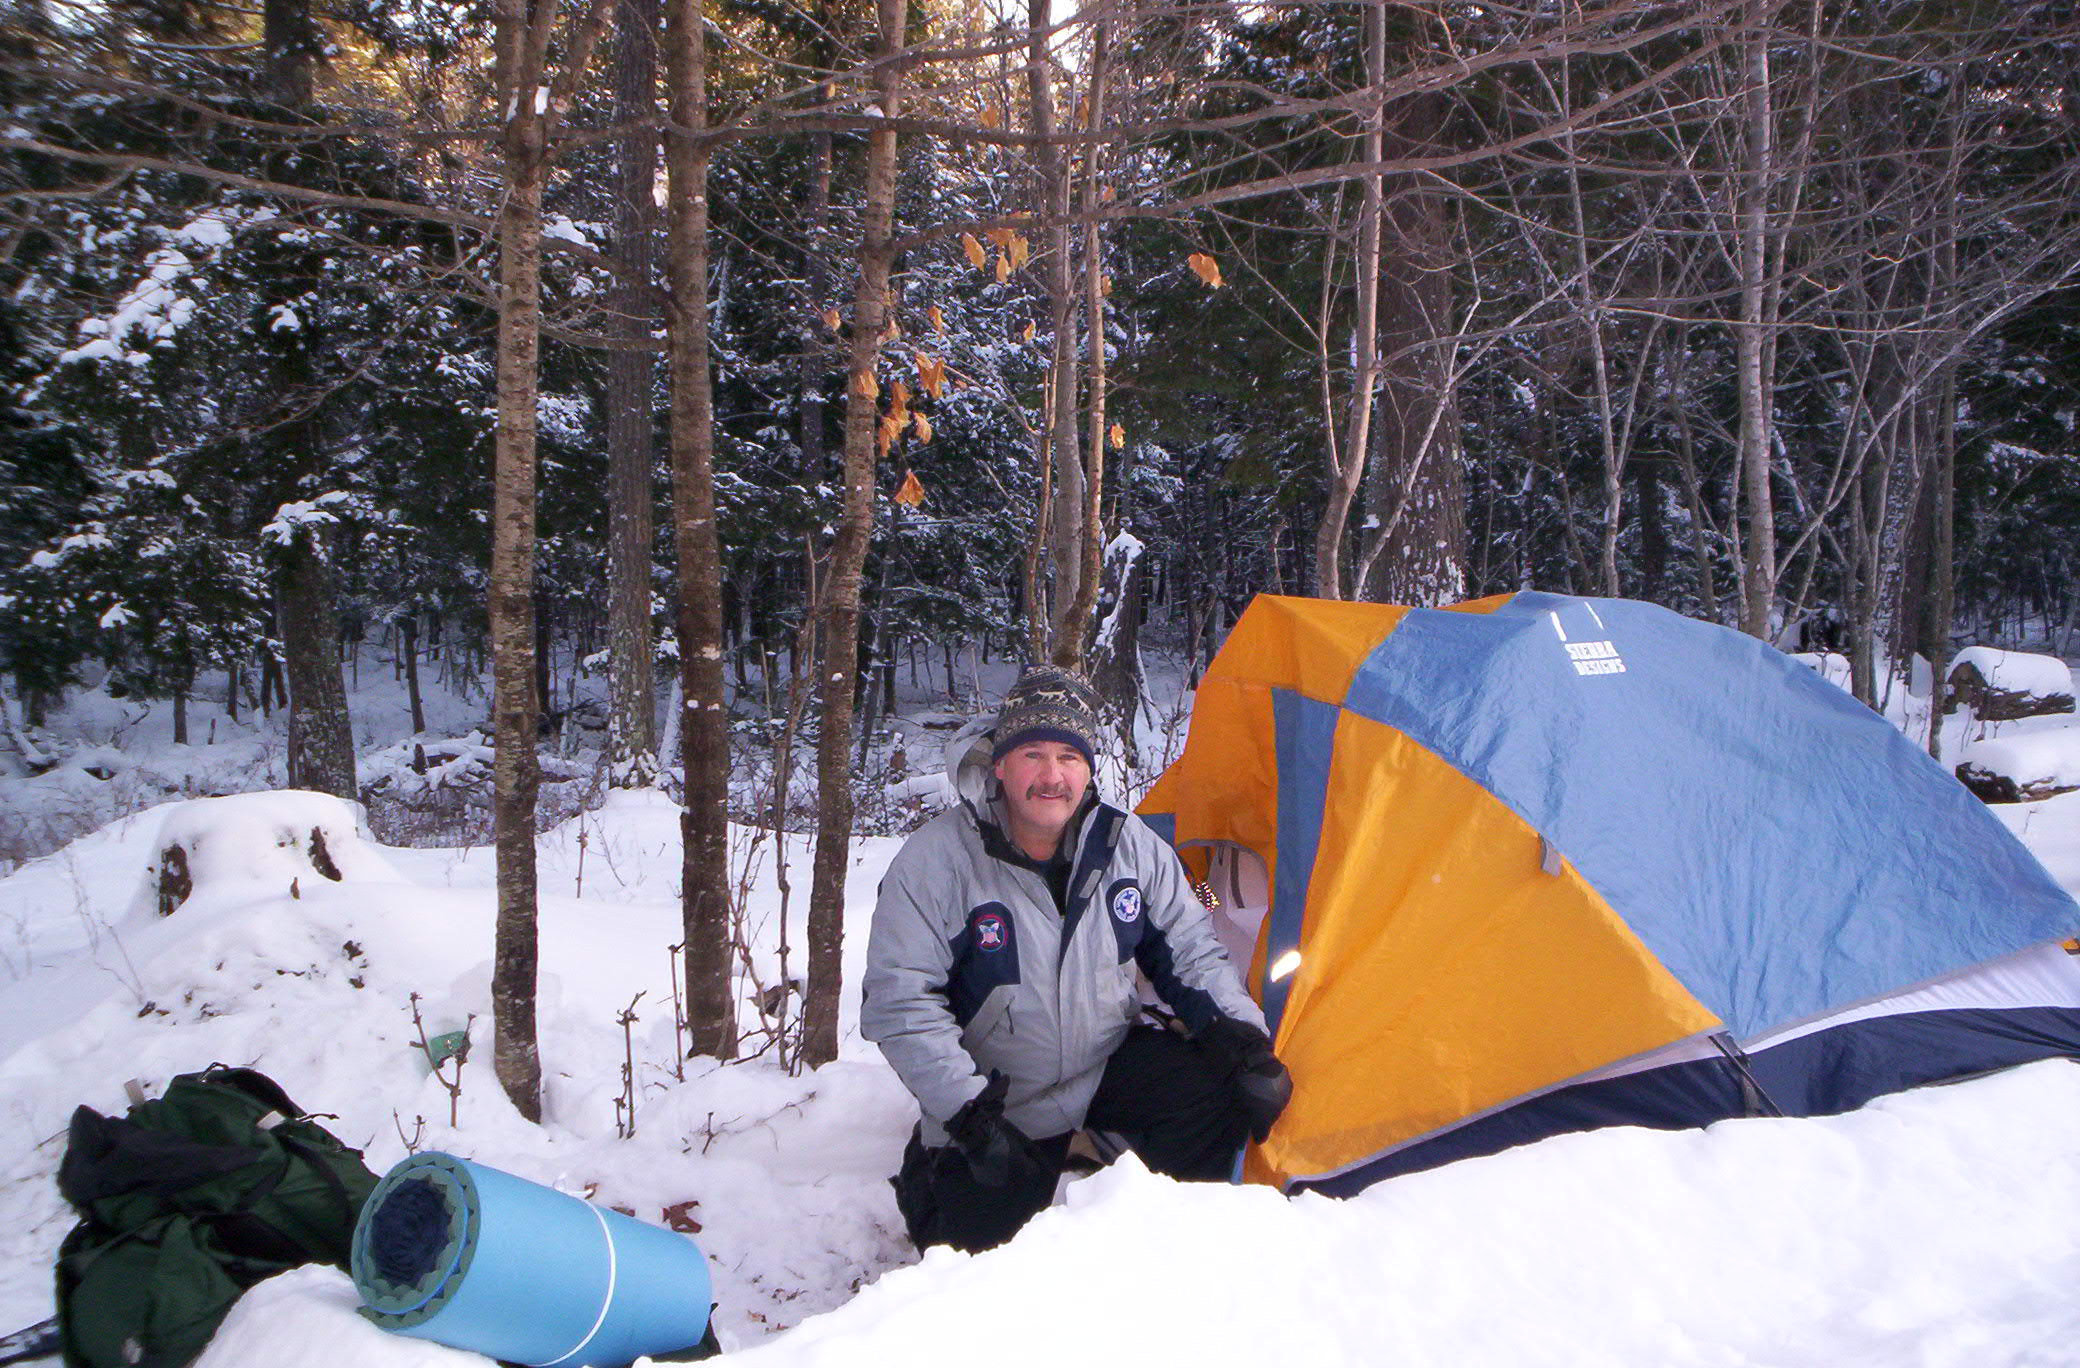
[877,414,901,456]
[928,305,947,334]
[995,253,1010,284]
[822,307,842,332]
[979,105,1002,131]
[912,412,933,444]
[915,352,946,399]
[1020,320,1036,343]
[853,368,879,400]
[1101,274,1112,298]
[1188,252,1223,288]
[962,234,986,270]
[894,468,926,505]
[986,227,1014,249]
[1109,422,1125,450]
[1008,234,1030,269]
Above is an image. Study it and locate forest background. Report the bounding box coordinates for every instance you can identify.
[5,0,2079,1116]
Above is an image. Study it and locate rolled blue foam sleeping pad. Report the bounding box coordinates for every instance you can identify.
[349,1152,711,1368]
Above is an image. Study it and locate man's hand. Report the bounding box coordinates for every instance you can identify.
[946,1072,1050,1187]
[1196,1017,1293,1144]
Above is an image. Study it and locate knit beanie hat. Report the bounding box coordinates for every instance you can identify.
[991,664,1104,766]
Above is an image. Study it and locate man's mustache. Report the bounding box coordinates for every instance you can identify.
[1025,784,1074,800]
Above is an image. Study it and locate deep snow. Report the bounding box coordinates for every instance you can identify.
[3,782,2078,1366]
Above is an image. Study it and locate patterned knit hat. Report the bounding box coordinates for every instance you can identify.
[991,664,1104,766]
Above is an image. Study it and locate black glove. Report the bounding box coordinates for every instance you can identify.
[945,1073,1050,1188]
[1196,1016,1293,1144]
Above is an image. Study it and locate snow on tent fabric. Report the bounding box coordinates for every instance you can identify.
[1138,592,2080,1194]
[350,1152,711,1367]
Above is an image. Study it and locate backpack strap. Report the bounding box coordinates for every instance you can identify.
[276,1131,361,1233]
[192,1065,304,1121]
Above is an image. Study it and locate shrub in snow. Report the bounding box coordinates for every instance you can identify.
[141,790,399,916]
[1955,729,2080,804]
[1946,647,2075,722]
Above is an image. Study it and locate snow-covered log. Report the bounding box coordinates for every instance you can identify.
[1956,729,2080,804]
[1946,647,2075,721]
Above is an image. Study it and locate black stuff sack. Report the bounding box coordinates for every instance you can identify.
[54,1066,379,1368]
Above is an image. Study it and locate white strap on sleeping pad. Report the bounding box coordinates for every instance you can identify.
[535,1201,619,1367]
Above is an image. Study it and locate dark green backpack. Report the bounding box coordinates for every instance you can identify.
[55,1066,379,1368]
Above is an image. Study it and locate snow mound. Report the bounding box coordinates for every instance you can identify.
[195,1266,479,1368]
[733,1063,2080,1368]
[138,790,402,917]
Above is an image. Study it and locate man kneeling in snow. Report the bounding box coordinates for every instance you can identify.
[862,665,1292,1252]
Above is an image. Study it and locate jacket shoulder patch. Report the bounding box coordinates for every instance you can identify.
[1105,878,1145,963]
[947,901,1022,1026]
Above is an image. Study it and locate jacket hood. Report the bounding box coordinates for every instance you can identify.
[944,720,997,808]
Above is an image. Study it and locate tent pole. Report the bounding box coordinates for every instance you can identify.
[1711,1034,1786,1118]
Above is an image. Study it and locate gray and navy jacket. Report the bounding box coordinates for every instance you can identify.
[861,738,1266,1145]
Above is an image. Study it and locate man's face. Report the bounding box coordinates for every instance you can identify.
[993,740,1091,848]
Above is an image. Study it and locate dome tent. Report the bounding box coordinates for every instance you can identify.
[1140,592,2080,1194]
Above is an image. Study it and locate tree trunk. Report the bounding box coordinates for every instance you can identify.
[261,0,320,109]
[1635,459,1666,604]
[256,0,356,803]
[665,0,738,1059]
[401,612,426,734]
[1556,61,1623,598]
[1356,89,1465,607]
[1311,0,1384,601]
[605,0,663,787]
[1735,2,1778,639]
[799,15,835,484]
[802,0,906,1068]
[1924,364,1957,756]
[1088,533,1146,770]
[1052,14,1111,672]
[1667,351,1723,623]
[1021,414,1053,659]
[1922,96,1963,757]
[488,0,552,1124]
[1847,442,1883,707]
[278,535,357,800]
[1029,0,1083,639]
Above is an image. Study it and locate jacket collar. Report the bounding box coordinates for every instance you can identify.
[972,789,1101,870]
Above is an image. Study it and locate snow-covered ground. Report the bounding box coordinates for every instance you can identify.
[3,644,2079,1367]
[2,778,2078,1365]
[0,786,918,1358]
